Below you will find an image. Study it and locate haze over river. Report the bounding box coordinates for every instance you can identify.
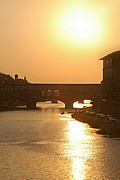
[0,102,120,180]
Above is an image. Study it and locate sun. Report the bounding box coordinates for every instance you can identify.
[53,7,101,45]
[62,10,99,43]
[64,11,97,40]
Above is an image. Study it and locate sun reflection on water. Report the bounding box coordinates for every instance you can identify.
[71,158,86,180]
[59,112,93,179]
[68,121,89,142]
[66,120,93,179]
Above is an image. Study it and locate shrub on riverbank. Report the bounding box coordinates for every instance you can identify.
[72,111,120,138]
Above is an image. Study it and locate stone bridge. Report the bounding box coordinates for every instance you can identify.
[0,83,101,109]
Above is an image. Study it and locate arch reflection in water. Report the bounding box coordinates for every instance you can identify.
[65,120,93,179]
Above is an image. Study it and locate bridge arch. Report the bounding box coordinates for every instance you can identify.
[73,99,93,109]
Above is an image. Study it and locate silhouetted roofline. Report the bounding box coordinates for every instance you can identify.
[99,50,120,60]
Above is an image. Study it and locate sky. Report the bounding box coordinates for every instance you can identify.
[0,0,120,83]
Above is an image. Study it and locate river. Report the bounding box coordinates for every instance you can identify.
[0,102,120,180]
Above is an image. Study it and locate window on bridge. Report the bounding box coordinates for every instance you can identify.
[54,90,60,96]
[47,89,52,96]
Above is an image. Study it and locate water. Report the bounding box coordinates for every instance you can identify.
[0,102,120,180]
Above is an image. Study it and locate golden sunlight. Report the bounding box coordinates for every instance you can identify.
[66,121,93,179]
[71,158,86,180]
[68,121,88,142]
[53,7,102,45]
[62,10,98,41]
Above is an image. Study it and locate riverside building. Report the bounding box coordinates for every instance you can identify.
[100,51,120,116]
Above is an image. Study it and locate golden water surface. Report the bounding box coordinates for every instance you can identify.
[0,102,120,180]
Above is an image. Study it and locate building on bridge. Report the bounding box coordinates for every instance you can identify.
[0,83,101,109]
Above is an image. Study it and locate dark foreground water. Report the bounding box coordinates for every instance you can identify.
[0,102,120,180]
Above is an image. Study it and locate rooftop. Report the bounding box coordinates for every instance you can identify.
[100,50,120,60]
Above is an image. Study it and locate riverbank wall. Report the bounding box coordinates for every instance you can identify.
[72,111,120,138]
[98,101,120,118]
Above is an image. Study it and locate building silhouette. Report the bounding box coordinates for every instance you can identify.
[100,51,120,102]
[99,51,120,116]
[14,74,28,84]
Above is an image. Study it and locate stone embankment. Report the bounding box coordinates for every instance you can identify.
[72,110,120,139]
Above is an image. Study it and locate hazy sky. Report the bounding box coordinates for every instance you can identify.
[0,0,120,83]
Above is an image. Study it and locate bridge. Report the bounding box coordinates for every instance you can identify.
[0,83,101,109]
